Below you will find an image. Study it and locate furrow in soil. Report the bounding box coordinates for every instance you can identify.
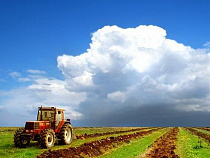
[37,128,162,158]
[142,127,179,158]
[186,127,210,143]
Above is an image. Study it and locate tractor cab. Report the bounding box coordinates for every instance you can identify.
[14,106,73,148]
[37,107,65,129]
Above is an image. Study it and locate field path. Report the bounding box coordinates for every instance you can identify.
[140,127,179,158]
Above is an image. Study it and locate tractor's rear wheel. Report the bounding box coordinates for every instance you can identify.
[60,123,72,145]
[39,129,55,148]
[14,128,30,148]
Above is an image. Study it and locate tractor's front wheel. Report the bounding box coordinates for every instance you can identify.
[39,129,55,148]
[60,123,73,145]
[14,128,30,148]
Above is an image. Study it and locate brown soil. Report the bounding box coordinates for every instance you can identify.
[76,127,155,139]
[196,127,210,132]
[186,128,210,143]
[37,128,161,158]
[143,127,179,158]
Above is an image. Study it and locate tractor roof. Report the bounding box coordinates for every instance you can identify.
[38,107,65,111]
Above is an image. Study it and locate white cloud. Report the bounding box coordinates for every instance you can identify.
[107,91,127,103]
[18,77,32,82]
[9,70,47,82]
[9,72,21,78]
[1,75,86,122]
[72,71,94,86]
[203,42,210,48]
[27,77,87,106]
[176,104,210,112]
[1,25,210,126]
[27,69,46,74]
[57,25,210,114]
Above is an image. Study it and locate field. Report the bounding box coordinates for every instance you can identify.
[1,127,210,158]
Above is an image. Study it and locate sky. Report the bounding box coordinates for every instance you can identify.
[0,0,210,127]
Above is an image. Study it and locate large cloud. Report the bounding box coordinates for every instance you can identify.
[57,25,210,126]
[1,25,210,127]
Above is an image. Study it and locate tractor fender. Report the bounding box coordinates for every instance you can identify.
[55,121,72,133]
[55,120,65,133]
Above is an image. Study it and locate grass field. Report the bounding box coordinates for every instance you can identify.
[176,128,210,158]
[0,127,210,158]
[0,127,143,158]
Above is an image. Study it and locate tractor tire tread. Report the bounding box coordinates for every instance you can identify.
[39,129,55,148]
[14,128,30,148]
[60,123,72,145]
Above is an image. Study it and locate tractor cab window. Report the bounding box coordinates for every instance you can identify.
[56,110,63,127]
[37,110,55,122]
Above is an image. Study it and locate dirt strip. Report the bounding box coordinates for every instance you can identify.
[37,128,162,158]
[186,128,210,143]
[143,127,179,158]
[76,127,156,139]
[196,127,210,132]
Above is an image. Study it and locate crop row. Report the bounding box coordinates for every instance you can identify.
[2,127,210,158]
[195,127,210,132]
[37,128,162,158]
[185,127,210,143]
[144,127,179,158]
[76,127,156,139]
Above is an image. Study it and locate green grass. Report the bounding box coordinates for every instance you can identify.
[192,128,210,135]
[176,128,210,158]
[0,127,150,158]
[0,127,19,132]
[100,128,169,158]
[7,127,210,158]
[0,129,40,158]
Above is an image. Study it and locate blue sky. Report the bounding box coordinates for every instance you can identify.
[0,0,210,126]
[1,0,209,78]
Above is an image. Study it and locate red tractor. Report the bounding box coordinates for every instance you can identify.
[14,107,73,148]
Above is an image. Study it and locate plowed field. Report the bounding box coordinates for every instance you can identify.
[1,127,210,158]
[38,128,160,158]
[142,127,179,158]
[76,127,154,139]
[186,127,210,143]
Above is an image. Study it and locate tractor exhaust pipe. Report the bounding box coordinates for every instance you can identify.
[40,106,43,121]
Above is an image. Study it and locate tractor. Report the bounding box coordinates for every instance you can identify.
[14,107,73,148]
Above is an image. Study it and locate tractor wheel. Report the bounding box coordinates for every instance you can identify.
[60,123,73,145]
[14,128,30,148]
[39,129,55,148]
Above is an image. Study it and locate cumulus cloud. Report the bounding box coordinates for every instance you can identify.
[1,25,210,126]
[56,25,210,126]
